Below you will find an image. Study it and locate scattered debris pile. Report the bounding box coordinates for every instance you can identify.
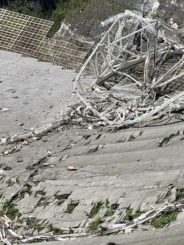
[2,11,184,244]
[3,11,184,145]
[68,10,184,128]
[0,199,184,244]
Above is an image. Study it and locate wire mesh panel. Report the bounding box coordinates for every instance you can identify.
[0,8,92,70]
[0,8,54,56]
[37,38,88,69]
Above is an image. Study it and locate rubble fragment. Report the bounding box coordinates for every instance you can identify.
[67,166,77,171]
[0,108,10,112]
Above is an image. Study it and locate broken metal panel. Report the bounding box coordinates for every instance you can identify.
[0,8,91,70]
[37,38,86,69]
[0,8,54,56]
[73,10,184,127]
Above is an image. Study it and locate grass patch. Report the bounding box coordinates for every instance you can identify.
[105,203,119,217]
[65,201,79,214]
[124,209,145,221]
[20,186,32,198]
[55,193,70,205]
[35,190,46,196]
[26,238,43,243]
[48,0,88,37]
[87,217,102,234]
[3,0,89,37]
[26,217,47,232]
[3,200,20,219]
[127,135,136,142]
[89,202,103,217]
[151,212,178,228]
[176,188,184,200]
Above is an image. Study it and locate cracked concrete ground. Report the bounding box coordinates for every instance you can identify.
[1,51,184,244]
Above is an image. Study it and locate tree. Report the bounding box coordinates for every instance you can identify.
[0,0,8,7]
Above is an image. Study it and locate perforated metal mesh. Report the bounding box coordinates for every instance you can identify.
[0,8,53,55]
[38,38,86,68]
[0,8,91,69]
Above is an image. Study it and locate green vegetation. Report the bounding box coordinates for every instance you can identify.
[26,238,43,243]
[105,203,119,217]
[86,200,120,234]
[35,190,46,196]
[176,188,184,200]
[49,0,88,37]
[1,0,57,18]
[124,208,145,221]
[0,0,139,38]
[87,217,102,233]
[1,0,88,36]
[20,185,32,198]
[65,200,79,213]
[55,193,70,205]
[3,200,20,219]
[26,217,47,232]
[89,200,119,218]
[89,201,103,217]
[127,134,136,141]
[151,212,178,228]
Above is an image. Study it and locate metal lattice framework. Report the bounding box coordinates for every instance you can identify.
[71,11,184,127]
[0,8,90,69]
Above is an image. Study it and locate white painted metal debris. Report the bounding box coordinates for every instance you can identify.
[70,11,184,128]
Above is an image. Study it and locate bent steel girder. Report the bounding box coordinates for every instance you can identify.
[73,11,184,127]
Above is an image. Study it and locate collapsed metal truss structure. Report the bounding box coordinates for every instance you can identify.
[1,9,184,127]
[71,11,184,127]
[0,8,89,69]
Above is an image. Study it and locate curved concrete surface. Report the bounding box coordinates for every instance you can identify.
[0,50,75,136]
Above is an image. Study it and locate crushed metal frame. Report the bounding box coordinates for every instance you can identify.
[72,11,184,127]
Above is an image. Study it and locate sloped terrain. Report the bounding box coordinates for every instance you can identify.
[65,0,184,38]
[0,50,74,136]
[1,55,184,243]
[1,113,184,243]
[1,7,184,241]
[1,1,184,244]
